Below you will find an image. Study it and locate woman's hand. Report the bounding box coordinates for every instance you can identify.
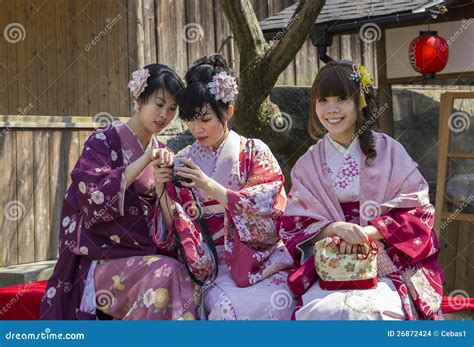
[174,158,212,191]
[150,148,174,194]
[152,166,173,194]
[148,148,174,167]
[326,221,369,254]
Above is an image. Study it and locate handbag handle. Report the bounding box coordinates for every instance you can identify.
[357,238,379,260]
[332,236,378,260]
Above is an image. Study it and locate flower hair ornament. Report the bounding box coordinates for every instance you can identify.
[128,68,151,112]
[350,64,374,109]
[207,71,238,104]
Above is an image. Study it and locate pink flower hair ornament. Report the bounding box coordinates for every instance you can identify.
[128,68,151,111]
[207,71,238,104]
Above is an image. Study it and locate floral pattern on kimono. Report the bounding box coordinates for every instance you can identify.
[40,123,195,320]
[153,133,292,287]
[280,132,444,320]
[93,255,196,320]
[152,131,296,319]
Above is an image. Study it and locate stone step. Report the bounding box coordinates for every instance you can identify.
[0,260,56,288]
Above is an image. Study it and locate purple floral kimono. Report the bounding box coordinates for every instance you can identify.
[40,122,196,320]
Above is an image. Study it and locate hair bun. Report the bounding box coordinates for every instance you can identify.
[185,53,232,85]
[193,53,228,70]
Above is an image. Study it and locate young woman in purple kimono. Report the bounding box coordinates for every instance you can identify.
[40,64,197,320]
[152,54,296,320]
[280,60,444,320]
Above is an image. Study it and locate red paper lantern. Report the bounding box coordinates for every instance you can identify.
[409,31,449,79]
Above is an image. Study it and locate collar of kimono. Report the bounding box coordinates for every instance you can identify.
[327,134,359,155]
[190,130,241,189]
[285,131,430,226]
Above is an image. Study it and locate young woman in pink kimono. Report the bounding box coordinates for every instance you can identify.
[280,60,444,320]
[152,54,296,320]
[40,64,197,320]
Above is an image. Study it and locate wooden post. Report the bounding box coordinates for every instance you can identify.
[375,29,394,136]
[134,0,145,68]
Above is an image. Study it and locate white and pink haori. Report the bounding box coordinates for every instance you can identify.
[152,130,296,320]
[280,132,444,320]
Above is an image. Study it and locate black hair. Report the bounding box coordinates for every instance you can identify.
[138,64,184,105]
[178,54,237,124]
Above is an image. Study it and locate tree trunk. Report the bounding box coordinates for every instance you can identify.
[220,0,325,181]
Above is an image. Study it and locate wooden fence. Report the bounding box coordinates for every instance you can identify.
[0,0,378,118]
[1,0,470,300]
[1,124,94,265]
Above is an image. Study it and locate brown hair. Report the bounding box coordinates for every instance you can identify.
[308,60,378,163]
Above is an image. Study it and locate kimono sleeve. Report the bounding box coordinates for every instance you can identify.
[70,130,127,228]
[159,185,215,284]
[279,170,332,265]
[370,204,439,264]
[172,203,216,284]
[280,215,330,265]
[226,140,286,247]
[150,204,178,257]
[369,169,439,264]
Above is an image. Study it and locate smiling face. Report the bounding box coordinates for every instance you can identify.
[186,104,232,148]
[315,95,358,145]
[138,88,178,135]
[309,61,363,146]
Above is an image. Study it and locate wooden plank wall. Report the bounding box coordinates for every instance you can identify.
[152,0,377,87]
[0,128,92,266]
[13,1,473,295]
[0,0,130,267]
[439,220,474,297]
[0,0,377,119]
[0,0,130,118]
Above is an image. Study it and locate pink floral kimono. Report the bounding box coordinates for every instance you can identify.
[40,122,196,320]
[280,132,444,320]
[153,130,296,319]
